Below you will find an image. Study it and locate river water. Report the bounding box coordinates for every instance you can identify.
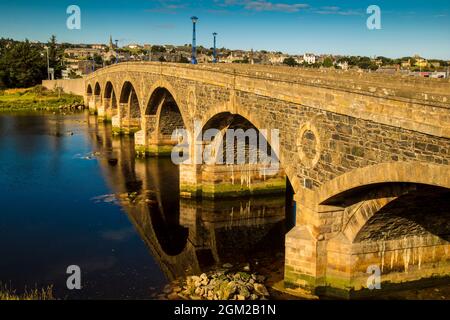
[1,112,449,300]
[0,112,295,299]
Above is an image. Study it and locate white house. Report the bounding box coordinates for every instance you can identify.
[303,53,316,64]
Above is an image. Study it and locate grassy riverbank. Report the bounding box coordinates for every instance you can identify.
[0,284,54,300]
[0,86,83,111]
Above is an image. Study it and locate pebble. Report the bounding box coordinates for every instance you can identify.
[167,292,179,300]
[161,269,270,301]
[253,283,269,296]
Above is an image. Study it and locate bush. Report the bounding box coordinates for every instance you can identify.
[31,85,45,96]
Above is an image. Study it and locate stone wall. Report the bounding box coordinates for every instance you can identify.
[42,78,85,95]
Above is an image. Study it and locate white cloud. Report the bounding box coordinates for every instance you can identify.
[216,0,309,13]
[315,6,363,16]
[244,1,309,13]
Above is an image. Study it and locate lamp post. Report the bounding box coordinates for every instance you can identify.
[191,16,198,64]
[212,32,217,63]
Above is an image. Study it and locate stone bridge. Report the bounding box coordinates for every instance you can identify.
[82,62,450,297]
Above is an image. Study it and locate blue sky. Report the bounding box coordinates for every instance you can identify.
[0,0,449,59]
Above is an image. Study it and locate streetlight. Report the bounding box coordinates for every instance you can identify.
[212,32,218,63]
[191,16,198,64]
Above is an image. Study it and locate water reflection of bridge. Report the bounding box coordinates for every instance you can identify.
[86,115,289,282]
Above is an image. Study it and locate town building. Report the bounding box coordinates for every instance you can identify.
[303,53,316,64]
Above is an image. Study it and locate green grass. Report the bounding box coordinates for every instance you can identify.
[0,284,55,300]
[0,86,83,111]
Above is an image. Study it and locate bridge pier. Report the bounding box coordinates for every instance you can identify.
[87,96,95,113]
[284,201,338,293]
[97,98,112,122]
[180,163,286,199]
[121,117,140,135]
[134,115,178,157]
[89,95,101,114]
[284,193,450,298]
[112,103,140,135]
[111,103,125,134]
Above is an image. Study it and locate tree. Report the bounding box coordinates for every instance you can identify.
[47,35,64,78]
[179,55,190,63]
[376,56,393,66]
[93,53,103,65]
[152,45,166,53]
[283,57,298,67]
[68,69,82,79]
[322,57,333,68]
[0,39,46,88]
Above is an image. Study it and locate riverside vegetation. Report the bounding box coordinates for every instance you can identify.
[0,85,84,112]
[0,284,54,300]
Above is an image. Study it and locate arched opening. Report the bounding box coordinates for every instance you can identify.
[200,111,295,218]
[86,84,93,96]
[354,184,450,242]
[86,84,93,103]
[201,112,278,165]
[104,81,118,116]
[145,87,186,140]
[137,87,187,156]
[94,82,101,96]
[324,181,450,297]
[118,81,141,132]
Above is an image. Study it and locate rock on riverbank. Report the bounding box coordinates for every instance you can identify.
[159,269,270,301]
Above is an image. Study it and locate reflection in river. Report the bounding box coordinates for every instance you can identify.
[0,112,295,299]
[1,112,449,300]
[87,114,296,284]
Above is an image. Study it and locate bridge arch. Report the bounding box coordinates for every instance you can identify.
[141,83,190,151]
[103,81,114,99]
[316,162,450,244]
[317,162,450,207]
[118,80,141,131]
[192,111,296,210]
[199,107,304,197]
[94,82,101,96]
[103,81,118,116]
[199,111,274,164]
[145,78,190,125]
[352,184,450,243]
[86,83,93,96]
[119,80,139,105]
[144,80,180,114]
[320,170,450,294]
